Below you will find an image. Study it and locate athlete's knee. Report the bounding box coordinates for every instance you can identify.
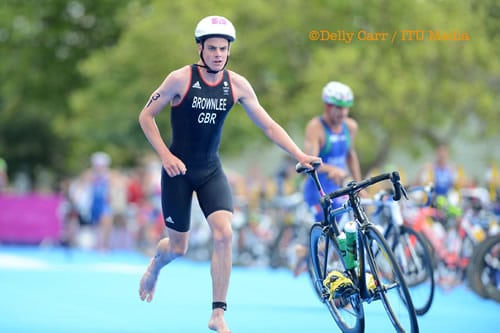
[211,222,233,247]
[208,211,233,246]
[170,238,189,257]
[169,243,188,257]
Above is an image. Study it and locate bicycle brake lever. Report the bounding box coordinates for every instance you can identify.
[390,171,407,201]
[400,183,409,200]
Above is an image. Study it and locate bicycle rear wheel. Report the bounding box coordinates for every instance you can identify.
[466,234,500,302]
[390,225,435,316]
[309,223,364,333]
[364,224,419,333]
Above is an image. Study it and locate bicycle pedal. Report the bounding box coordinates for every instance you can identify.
[366,272,378,291]
[340,285,357,297]
[323,270,355,299]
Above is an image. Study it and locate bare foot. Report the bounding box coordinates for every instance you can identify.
[208,309,231,333]
[139,259,159,302]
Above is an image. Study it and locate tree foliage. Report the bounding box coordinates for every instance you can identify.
[0,0,498,181]
[0,0,129,179]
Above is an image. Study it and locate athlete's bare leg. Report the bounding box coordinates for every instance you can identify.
[138,229,188,302]
[206,210,233,333]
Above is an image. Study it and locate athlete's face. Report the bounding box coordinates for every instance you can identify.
[324,103,349,124]
[198,37,231,72]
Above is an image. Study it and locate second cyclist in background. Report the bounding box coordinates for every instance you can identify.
[293,81,363,276]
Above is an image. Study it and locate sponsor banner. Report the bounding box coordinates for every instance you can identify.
[0,194,63,243]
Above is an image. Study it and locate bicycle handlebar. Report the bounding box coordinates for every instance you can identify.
[332,171,407,201]
[296,162,408,202]
[374,183,433,206]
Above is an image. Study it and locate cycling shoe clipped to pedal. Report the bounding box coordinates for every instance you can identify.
[323,270,356,300]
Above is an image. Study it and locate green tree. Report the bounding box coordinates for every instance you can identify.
[0,0,130,182]
[71,0,498,175]
[1,0,498,182]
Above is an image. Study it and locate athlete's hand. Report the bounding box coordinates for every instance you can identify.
[161,154,187,177]
[298,155,322,171]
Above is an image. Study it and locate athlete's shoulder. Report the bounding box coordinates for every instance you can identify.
[226,69,243,80]
[308,116,322,126]
[305,116,323,133]
[158,65,192,96]
[167,65,192,83]
[226,70,252,89]
[226,70,255,103]
[345,117,359,134]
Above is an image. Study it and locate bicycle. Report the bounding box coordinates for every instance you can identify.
[412,188,493,289]
[297,162,419,333]
[266,192,309,269]
[363,185,435,316]
[232,192,308,268]
[466,233,500,302]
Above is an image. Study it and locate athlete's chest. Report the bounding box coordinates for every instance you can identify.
[185,80,233,125]
[326,131,347,144]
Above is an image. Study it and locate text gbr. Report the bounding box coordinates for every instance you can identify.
[192,96,228,124]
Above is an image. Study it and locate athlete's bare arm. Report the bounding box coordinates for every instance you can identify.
[138,66,191,177]
[345,117,362,181]
[230,71,319,167]
[304,118,323,157]
[304,117,346,182]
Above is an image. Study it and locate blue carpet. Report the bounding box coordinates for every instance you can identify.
[0,246,498,332]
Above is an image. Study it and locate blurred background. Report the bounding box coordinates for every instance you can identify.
[0,0,500,332]
[1,0,499,189]
[0,1,499,330]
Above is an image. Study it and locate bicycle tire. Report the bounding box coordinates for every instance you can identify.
[306,253,322,300]
[309,223,365,333]
[466,236,490,298]
[466,234,500,302]
[364,224,419,333]
[391,225,435,316]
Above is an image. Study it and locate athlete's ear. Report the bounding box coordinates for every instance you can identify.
[196,43,202,55]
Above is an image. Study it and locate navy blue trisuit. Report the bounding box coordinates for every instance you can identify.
[161,64,235,232]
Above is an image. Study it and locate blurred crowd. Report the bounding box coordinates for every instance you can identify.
[0,150,499,271]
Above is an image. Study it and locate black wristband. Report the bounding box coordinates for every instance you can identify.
[212,301,227,311]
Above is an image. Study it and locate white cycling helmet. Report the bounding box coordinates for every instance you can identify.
[194,16,236,43]
[321,81,354,107]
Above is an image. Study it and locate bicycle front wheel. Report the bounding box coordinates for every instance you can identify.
[364,224,419,333]
[309,223,364,333]
[390,225,435,316]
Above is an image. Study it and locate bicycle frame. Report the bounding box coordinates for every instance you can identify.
[321,193,382,301]
[300,162,407,300]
